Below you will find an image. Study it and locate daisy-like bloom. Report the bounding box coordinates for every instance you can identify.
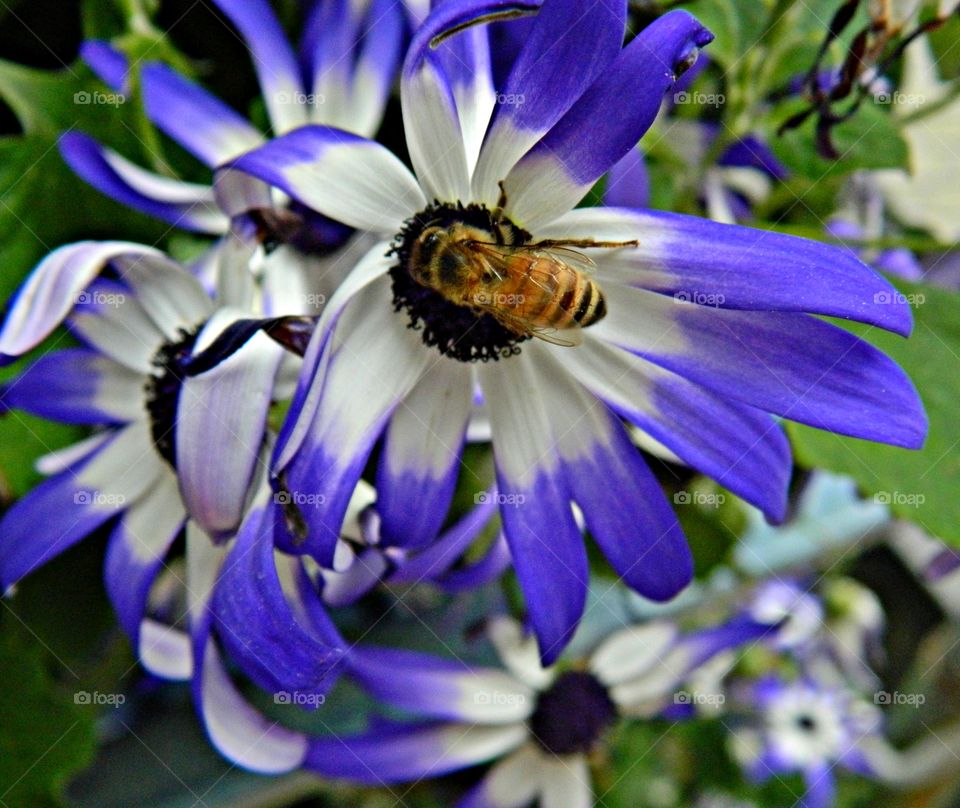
[61,0,407,255]
[217,0,926,663]
[0,242,331,772]
[301,615,771,806]
[729,674,884,808]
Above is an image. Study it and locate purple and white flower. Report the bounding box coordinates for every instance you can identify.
[216,0,926,663]
[0,242,323,772]
[303,614,770,806]
[61,0,408,258]
[729,675,883,808]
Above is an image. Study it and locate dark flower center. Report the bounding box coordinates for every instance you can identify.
[144,327,200,468]
[529,671,617,755]
[796,714,817,732]
[388,201,532,363]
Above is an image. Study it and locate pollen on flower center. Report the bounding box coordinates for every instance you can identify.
[529,671,617,755]
[388,200,533,363]
[144,326,201,468]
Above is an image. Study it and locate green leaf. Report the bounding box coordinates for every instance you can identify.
[686,0,771,70]
[769,99,910,179]
[0,59,174,494]
[0,625,96,807]
[787,279,960,545]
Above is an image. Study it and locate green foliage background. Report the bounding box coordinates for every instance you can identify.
[0,0,957,806]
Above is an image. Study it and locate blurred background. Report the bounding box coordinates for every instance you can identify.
[1,1,959,807]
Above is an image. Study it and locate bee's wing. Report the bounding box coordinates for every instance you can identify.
[479,305,583,348]
[533,245,597,274]
[470,241,596,276]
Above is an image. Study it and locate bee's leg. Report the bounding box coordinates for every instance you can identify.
[529,238,640,250]
[489,181,512,245]
[492,180,509,220]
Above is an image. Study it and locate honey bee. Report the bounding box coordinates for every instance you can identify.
[407,203,638,347]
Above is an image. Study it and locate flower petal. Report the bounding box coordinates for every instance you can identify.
[503,11,712,229]
[539,754,592,808]
[348,646,535,723]
[402,52,472,201]
[193,625,308,773]
[593,286,927,449]
[68,278,165,373]
[486,616,554,691]
[59,133,228,234]
[80,40,130,91]
[458,745,542,808]
[141,63,264,166]
[274,245,394,470]
[402,0,541,199]
[604,147,650,209]
[274,283,430,566]
[539,206,914,335]
[1,348,143,424]
[304,0,404,136]
[176,312,285,539]
[209,0,308,133]
[589,621,678,687]
[376,360,472,548]
[0,423,161,587]
[563,336,790,522]
[212,504,346,700]
[305,722,528,784]
[0,241,166,362]
[139,619,192,680]
[216,126,424,233]
[472,0,627,204]
[112,252,212,339]
[481,357,588,665]
[533,344,692,601]
[388,497,499,585]
[104,475,185,643]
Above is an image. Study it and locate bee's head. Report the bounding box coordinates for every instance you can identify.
[409,225,471,288]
